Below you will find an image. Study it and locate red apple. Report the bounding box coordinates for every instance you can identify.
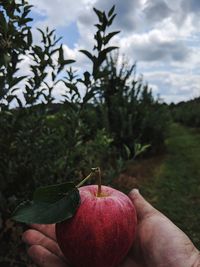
[56,185,137,267]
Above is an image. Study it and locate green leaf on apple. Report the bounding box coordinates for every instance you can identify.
[12,182,80,224]
[33,182,76,203]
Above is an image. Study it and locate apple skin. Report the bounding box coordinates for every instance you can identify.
[56,185,137,267]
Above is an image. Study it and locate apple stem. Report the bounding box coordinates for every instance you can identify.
[97,167,102,197]
[76,167,100,189]
[76,172,93,188]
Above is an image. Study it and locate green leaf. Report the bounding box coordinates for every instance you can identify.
[83,71,91,87]
[104,31,120,46]
[37,28,46,44]
[108,14,116,26]
[15,96,22,108]
[33,182,76,203]
[102,12,108,31]
[79,50,94,62]
[62,59,76,65]
[108,5,115,17]
[12,187,80,224]
[58,45,64,63]
[0,11,7,32]
[134,143,151,158]
[93,8,103,23]
[64,82,79,94]
[18,17,33,26]
[124,144,131,159]
[52,71,56,82]
[10,76,27,87]
[97,46,118,67]
[94,23,103,31]
[58,59,75,74]
[101,46,118,55]
[83,90,95,103]
[27,29,32,46]
[94,30,102,51]
[32,45,43,59]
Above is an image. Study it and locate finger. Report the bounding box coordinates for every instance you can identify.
[30,224,56,240]
[22,229,64,259]
[129,189,158,220]
[28,245,67,267]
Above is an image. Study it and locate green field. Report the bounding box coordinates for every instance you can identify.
[123,123,200,249]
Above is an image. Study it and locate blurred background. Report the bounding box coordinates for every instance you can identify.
[0,0,199,266]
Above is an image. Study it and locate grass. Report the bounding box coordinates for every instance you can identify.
[116,123,200,249]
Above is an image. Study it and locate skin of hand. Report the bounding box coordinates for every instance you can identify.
[22,189,200,267]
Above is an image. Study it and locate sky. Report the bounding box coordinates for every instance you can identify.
[28,0,200,104]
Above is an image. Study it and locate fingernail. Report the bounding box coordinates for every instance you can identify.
[129,188,140,198]
[132,189,139,195]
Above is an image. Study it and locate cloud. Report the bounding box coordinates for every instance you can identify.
[143,70,200,103]
[18,0,200,103]
[118,20,191,64]
[143,0,172,24]
[30,0,84,28]
[181,0,200,14]
[120,33,189,63]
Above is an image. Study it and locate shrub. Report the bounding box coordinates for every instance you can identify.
[171,97,200,128]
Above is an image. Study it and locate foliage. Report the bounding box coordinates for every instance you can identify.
[0,3,171,265]
[170,97,200,128]
[12,181,80,224]
[0,1,171,207]
[0,0,33,108]
[97,54,171,156]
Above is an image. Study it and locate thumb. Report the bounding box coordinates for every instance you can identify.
[129,189,158,220]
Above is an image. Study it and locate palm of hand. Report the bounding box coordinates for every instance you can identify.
[22,191,200,267]
[121,213,198,267]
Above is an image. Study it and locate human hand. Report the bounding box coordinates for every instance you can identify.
[122,189,200,267]
[22,223,66,267]
[22,189,200,267]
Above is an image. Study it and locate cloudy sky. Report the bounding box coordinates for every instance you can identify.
[28,0,200,103]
